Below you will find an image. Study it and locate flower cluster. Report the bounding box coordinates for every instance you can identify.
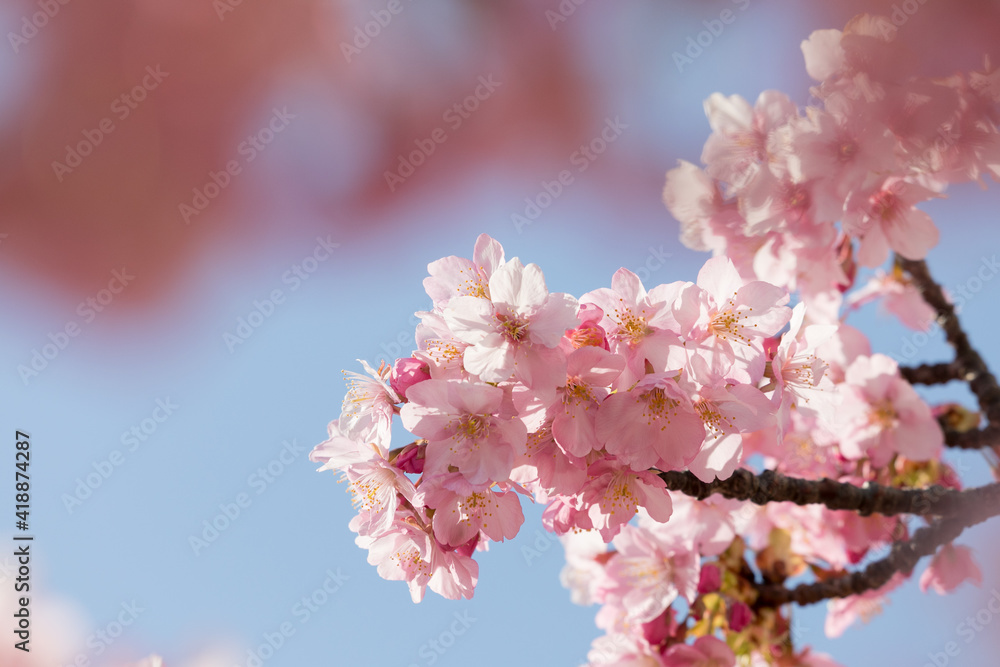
[314,13,997,665]
[313,232,805,601]
[664,14,1000,323]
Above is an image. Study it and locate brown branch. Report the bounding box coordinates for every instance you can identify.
[945,425,1000,450]
[899,361,964,386]
[898,257,1000,427]
[656,469,1000,517]
[754,486,1000,606]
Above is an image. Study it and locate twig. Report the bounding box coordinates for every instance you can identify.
[754,487,1000,606]
[898,258,1000,427]
[900,361,964,386]
[656,468,1000,517]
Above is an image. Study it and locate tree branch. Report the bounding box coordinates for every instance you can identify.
[899,361,964,386]
[898,257,1000,427]
[945,425,1000,450]
[754,486,1000,606]
[656,468,1000,517]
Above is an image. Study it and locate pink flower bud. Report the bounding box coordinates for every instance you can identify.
[697,563,721,594]
[728,600,753,632]
[390,357,431,399]
[393,441,426,474]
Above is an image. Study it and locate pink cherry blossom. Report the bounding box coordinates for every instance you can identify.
[581,268,684,386]
[837,354,943,466]
[700,91,799,194]
[662,636,736,667]
[787,101,900,212]
[310,420,417,537]
[824,572,906,638]
[552,345,625,458]
[413,311,472,380]
[685,378,775,482]
[580,460,675,541]
[444,257,578,391]
[423,233,505,307]
[846,268,937,331]
[661,493,746,557]
[770,303,839,428]
[663,160,734,253]
[511,421,589,496]
[599,523,700,627]
[339,359,400,448]
[919,543,983,595]
[671,256,791,384]
[842,177,942,267]
[595,373,704,472]
[399,378,527,485]
[358,513,478,602]
[585,632,664,667]
[416,473,525,546]
[560,529,612,606]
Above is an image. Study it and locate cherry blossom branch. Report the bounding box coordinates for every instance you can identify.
[899,361,964,386]
[754,486,1000,607]
[656,468,1000,517]
[898,257,1000,435]
[945,425,1000,450]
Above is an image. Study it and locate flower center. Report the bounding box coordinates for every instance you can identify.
[869,399,898,429]
[710,297,752,346]
[837,140,858,161]
[565,377,594,405]
[695,399,732,435]
[870,189,898,221]
[641,387,681,429]
[604,471,639,514]
[568,325,603,348]
[609,301,652,345]
[496,313,530,342]
[457,414,491,440]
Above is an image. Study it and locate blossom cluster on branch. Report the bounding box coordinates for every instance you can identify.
[313,13,1000,667]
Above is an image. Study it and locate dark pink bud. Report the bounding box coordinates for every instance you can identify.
[390,357,431,399]
[763,335,780,360]
[728,600,753,632]
[697,563,721,594]
[641,608,677,646]
[393,442,425,474]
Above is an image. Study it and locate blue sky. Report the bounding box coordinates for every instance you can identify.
[3,2,1000,666]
